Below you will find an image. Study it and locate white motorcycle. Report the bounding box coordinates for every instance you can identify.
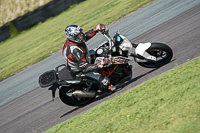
[39,28,173,106]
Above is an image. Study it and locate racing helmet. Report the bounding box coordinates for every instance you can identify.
[65,24,86,43]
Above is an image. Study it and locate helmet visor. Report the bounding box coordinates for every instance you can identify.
[75,32,86,43]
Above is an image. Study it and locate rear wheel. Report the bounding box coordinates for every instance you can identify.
[59,84,96,106]
[136,43,173,68]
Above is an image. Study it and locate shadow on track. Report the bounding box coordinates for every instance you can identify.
[117,68,158,89]
[60,106,83,118]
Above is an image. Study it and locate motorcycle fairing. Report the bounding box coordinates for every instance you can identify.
[135,42,156,62]
[119,35,132,51]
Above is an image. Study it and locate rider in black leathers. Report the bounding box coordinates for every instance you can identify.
[63,24,116,91]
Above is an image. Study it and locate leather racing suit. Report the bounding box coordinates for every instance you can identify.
[62,28,109,90]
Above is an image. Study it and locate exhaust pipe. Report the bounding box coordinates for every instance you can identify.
[72,90,96,98]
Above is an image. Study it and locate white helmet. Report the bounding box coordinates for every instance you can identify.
[65,24,86,43]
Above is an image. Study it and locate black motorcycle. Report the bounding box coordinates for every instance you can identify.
[39,28,173,106]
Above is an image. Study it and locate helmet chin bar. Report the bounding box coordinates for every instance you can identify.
[71,32,86,43]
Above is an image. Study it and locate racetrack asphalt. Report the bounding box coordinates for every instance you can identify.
[0,0,200,132]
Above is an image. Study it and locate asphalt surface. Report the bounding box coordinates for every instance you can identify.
[0,0,200,132]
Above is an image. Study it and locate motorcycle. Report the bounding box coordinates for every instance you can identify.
[39,28,173,106]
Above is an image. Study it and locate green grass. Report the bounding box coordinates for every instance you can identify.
[0,0,154,81]
[46,57,200,133]
[0,0,52,26]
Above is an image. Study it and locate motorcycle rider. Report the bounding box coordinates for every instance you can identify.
[62,24,116,91]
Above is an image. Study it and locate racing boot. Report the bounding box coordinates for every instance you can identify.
[107,85,116,92]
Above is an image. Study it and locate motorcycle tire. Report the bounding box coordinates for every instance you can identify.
[136,43,173,68]
[59,84,96,106]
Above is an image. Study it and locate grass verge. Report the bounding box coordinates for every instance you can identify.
[0,0,52,26]
[0,0,154,81]
[46,57,200,133]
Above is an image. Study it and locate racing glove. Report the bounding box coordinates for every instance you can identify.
[97,57,111,68]
[94,24,105,32]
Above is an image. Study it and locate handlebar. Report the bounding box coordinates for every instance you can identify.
[101,29,108,35]
[102,29,138,49]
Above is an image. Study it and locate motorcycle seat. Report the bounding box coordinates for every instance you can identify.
[58,66,73,80]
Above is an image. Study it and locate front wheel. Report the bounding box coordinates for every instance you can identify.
[59,84,96,106]
[135,43,173,68]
